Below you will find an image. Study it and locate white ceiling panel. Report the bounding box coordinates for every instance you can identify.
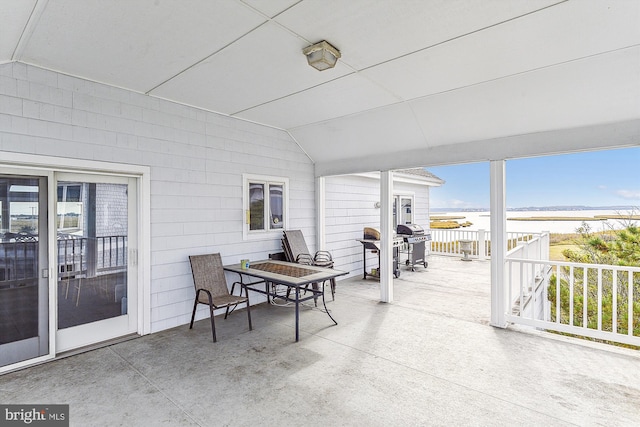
[1,0,638,172]
[410,47,640,148]
[152,21,352,115]
[0,0,36,61]
[241,0,300,18]
[18,0,266,92]
[236,73,401,129]
[275,0,562,70]
[290,103,426,163]
[363,0,640,101]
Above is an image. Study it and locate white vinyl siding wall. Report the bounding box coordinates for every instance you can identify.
[324,174,431,279]
[0,62,315,333]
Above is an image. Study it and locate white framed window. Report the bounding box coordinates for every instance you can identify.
[243,174,289,240]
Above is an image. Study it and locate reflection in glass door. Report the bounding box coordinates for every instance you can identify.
[0,175,49,368]
[56,175,137,352]
[393,195,414,229]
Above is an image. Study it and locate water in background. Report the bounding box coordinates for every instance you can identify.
[432,209,636,234]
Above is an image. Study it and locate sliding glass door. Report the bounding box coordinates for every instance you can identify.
[0,161,143,372]
[0,174,49,368]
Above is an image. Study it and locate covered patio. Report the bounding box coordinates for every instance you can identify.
[3,256,639,425]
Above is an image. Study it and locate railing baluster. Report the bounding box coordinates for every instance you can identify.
[531,260,537,320]
[612,269,618,334]
[519,261,525,318]
[569,266,574,327]
[629,270,633,337]
[583,266,588,329]
[555,262,560,324]
[507,261,512,314]
[597,267,602,331]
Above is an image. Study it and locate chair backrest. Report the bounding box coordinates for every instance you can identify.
[189,253,230,298]
[295,253,314,265]
[282,230,311,262]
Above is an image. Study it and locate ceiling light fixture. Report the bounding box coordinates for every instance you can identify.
[302,40,341,71]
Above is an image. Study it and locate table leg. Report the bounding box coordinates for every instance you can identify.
[363,246,367,279]
[322,281,338,326]
[295,286,300,342]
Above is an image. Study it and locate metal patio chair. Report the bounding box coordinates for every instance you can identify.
[282,230,336,300]
[189,253,252,342]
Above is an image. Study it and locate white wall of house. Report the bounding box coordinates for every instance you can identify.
[324,173,431,279]
[0,62,316,333]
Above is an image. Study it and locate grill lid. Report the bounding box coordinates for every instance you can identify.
[397,224,424,235]
[364,227,380,240]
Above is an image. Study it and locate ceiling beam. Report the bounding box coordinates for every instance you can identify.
[314,119,640,176]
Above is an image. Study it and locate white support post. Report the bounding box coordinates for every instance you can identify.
[490,160,508,328]
[380,170,394,303]
[315,176,326,251]
[478,229,486,260]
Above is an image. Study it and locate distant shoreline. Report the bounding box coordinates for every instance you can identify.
[431,205,637,213]
[508,216,601,221]
[429,208,639,233]
[509,214,640,221]
[431,214,640,222]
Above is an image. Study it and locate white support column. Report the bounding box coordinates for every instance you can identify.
[380,170,394,303]
[315,176,326,251]
[490,160,508,328]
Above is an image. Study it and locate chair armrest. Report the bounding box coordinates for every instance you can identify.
[231,281,251,298]
[195,288,213,305]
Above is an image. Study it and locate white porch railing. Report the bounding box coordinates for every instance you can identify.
[506,253,640,348]
[429,228,639,347]
[429,229,541,260]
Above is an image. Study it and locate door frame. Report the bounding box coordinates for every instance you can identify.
[0,153,150,374]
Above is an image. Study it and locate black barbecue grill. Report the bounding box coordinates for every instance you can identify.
[396,224,431,270]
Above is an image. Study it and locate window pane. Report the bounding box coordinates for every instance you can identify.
[249,183,264,231]
[393,198,397,228]
[401,197,412,224]
[57,182,129,329]
[269,184,283,229]
[57,184,81,202]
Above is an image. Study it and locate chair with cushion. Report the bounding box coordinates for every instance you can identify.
[189,253,252,342]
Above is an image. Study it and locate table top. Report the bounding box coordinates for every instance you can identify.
[224,259,347,287]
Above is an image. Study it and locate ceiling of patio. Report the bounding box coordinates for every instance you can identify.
[2,0,639,174]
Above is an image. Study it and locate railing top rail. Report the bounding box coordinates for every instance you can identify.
[430,229,548,236]
[506,257,640,272]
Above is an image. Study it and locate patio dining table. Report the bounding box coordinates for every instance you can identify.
[224,260,347,341]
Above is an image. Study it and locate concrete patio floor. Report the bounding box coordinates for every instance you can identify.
[2,256,640,426]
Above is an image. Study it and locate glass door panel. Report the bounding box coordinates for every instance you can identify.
[400,197,413,225]
[0,175,49,368]
[56,174,137,352]
[393,195,414,229]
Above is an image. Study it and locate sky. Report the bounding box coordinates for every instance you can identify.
[427,147,640,210]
